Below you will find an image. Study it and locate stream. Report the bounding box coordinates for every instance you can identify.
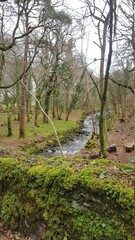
[42,114,99,157]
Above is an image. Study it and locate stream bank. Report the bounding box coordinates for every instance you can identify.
[40,114,99,158]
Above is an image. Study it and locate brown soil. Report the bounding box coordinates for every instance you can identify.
[106,118,135,163]
[0,221,32,240]
[78,117,135,164]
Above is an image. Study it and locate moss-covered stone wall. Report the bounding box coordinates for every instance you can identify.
[0,157,134,239]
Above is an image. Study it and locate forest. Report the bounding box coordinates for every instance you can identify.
[0,0,135,239]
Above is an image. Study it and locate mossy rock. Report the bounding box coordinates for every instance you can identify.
[85,132,99,150]
[0,157,134,239]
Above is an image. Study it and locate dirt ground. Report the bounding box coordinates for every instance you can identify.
[98,117,134,164]
[106,117,135,163]
[78,117,135,164]
[0,221,31,240]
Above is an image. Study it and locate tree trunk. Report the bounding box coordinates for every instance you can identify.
[91,111,96,133]
[125,143,134,152]
[34,100,38,126]
[34,92,40,126]
[99,22,107,96]
[52,95,56,119]
[16,82,20,121]
[65,90,69,113]
[5,91,12,137]
[43,90,52,123]
[26,92,30,122]
[7,112,12,137]
[5,92,12,137]
[99,103,106,156]
[26,52,32,122]
[65,114,69,121]
[99,0,113,157]
[19,73,27,138]
[19,13,29,138]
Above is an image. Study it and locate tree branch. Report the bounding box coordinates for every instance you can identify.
[0,30,46,89]
[109,77,135,94]
[20,77,66,158]
[90,72,102,101]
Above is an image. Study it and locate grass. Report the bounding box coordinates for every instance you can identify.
[25,119,77,137]
[0,111,81,147]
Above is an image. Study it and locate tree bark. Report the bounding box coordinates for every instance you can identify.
[43,90,52,123]
[26,51,32,122]
[19,13,29,138]
[34,92,40,127]
[125,143,134,152]
[99,0,113,157]
[7,112,12,137]
[5,92,12,137]
[99,22,107,96]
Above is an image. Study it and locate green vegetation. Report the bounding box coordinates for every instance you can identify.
[0,113,79,139]
[21,114,84,155]
[85,132,99,151]
[0,157,134,239]
[0,112,83,157]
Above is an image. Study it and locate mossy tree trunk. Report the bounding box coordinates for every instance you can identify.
[4,91,12,137]
[99,0,113,157]
[99,106,106,156]
[43,90,52,123]
[85,0,116,157]
[52,81,56,119]
[43,53,59,123]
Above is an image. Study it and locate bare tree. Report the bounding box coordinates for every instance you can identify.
[83,0,116,157]
[19,3,29,138]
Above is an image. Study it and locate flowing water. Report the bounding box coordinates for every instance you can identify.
[42,114,99,157]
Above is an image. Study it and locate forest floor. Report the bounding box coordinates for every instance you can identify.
[78,116,135,164]
[0,113,134,164]
[105,117,135,163]
[0,111,80,149]
[0,115,135,240]
[0,222,31,240]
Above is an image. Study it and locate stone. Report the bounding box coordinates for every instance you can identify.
[106,144,117,153]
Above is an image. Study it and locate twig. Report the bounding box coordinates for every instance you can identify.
[20,80,66,158]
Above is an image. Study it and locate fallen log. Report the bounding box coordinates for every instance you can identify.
[89,154,100,159]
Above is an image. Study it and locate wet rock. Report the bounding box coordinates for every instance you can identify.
[19,219,47,239]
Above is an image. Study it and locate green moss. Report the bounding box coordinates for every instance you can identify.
[1,193,21,229]
[25,146,38,154]
[0,157,134,239]
[85,132,99,150]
